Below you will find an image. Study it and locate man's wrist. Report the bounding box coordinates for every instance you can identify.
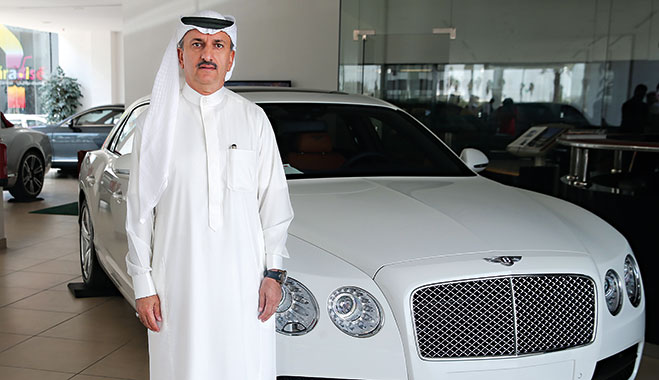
[263,268,287,284]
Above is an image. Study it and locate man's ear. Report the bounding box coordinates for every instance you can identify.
[177,48,184,69]
[228,49,235,71]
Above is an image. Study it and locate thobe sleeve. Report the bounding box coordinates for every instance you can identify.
[256,109,294,270]
[125,123,158,299]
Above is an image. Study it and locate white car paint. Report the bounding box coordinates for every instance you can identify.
[79,89,645,380]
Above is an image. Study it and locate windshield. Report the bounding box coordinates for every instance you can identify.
[261,103,473,179]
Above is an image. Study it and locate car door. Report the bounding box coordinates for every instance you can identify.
[96,104,147,278]
[51,108,123,164]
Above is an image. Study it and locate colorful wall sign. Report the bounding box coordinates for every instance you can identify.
[0,25,46,82]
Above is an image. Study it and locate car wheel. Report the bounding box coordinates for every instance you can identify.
[79,199,113,288]
[9,151,45,201]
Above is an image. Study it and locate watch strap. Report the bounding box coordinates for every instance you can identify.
[264,269,286,284]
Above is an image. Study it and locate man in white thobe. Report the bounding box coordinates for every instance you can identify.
[125,10,294,380]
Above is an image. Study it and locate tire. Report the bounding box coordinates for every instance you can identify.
[79,199,113,288]
[9,151,45,201]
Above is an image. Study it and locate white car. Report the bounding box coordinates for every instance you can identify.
[4,113,48,128]
[78,89,645,380]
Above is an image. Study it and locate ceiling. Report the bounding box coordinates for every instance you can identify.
[0,0,122,32]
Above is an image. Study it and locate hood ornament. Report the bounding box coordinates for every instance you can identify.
[484,256,522,266]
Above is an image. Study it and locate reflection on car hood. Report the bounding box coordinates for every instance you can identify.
[288,176,624,277]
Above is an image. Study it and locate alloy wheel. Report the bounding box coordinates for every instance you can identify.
[21,154,44,197]
[79,203,93,281]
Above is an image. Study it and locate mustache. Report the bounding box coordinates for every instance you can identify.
[196,60,217,69]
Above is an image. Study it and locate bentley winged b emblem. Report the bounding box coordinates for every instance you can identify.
[484,256,522,266]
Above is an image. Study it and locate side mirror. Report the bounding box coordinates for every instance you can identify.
[69,119,82,132]
[460,148,489,173]
[114,153,132,176]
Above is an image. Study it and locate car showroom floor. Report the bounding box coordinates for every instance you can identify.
[0,171,657,380]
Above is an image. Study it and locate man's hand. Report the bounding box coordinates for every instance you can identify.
[136,294,162,332]
[258,277,282,322]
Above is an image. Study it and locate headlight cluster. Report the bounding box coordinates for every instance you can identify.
[328,286,383,337]
[623,255,642,307]
[275,279,384,338]
[604,254,642,315]
[275,277,319,335]
[604,270,622,315]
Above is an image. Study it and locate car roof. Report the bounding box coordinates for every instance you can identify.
[130,87,399,110]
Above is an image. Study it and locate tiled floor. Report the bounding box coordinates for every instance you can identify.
[1,171,147,380]
[0,171,658,380]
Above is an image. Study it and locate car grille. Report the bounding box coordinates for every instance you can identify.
[411,275,596,359]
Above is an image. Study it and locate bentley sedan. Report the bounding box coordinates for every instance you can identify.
[32,104,124,169]
[78,89,645,380]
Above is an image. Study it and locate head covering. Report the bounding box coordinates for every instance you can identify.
[136,10,237,223]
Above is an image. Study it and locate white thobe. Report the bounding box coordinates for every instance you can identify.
[125,83,294,380]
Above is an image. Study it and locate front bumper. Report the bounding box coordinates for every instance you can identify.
[374,251,645,380]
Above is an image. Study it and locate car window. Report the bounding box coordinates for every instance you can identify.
[6,118,21,127]
[262,103,473,178]
[75,109,123,126]
[113,104,147,155]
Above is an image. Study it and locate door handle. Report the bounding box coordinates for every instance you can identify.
[85,175,96,186]
[112,190,125,203]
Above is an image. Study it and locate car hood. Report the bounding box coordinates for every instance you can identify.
[287,176,626,277]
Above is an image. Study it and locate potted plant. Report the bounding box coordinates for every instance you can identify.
[41,66,83,123]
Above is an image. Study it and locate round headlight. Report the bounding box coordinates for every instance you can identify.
[624,255,642,307]
[275,277,319,336]
[604,269,623,315]
[328,286,383,337]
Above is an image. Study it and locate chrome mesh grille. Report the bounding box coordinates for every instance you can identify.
[411,275,596,359]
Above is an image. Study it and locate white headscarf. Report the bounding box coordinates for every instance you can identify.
[136,10,237,223]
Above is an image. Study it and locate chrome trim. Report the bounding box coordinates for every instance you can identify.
[509,277,519,355]
[410,273,598,361]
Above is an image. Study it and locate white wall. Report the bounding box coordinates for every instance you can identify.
[58,29,124,110]
[123,0,340,104]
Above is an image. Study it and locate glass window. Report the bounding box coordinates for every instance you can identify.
[113,105,147,156]
[262,103,473,178]
[74,109,123,126]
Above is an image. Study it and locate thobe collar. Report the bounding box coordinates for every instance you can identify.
[181,82,228,107]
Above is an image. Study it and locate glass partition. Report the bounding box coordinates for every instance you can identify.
[339,0,659,154]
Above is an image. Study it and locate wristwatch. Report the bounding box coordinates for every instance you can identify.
[264,269,287,285]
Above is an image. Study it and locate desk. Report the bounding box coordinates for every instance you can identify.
[558,137,659,190]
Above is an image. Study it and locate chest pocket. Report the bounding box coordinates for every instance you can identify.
[227,148,257,192]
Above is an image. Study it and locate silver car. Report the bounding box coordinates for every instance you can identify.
[1,113,52,200]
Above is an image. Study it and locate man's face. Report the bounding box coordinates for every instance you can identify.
[177,29,235,95]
